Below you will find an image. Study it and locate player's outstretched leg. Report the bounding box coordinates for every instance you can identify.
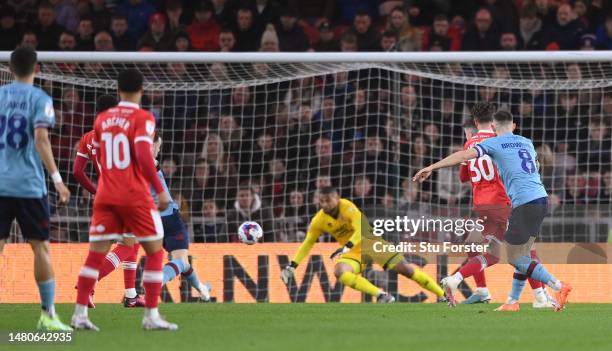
[30,240,72,331]
[528,249,554,308]
[162,249,211,301]
[334,262,394,303]
[72,241,114,331]
[392,261,445,303]
[140,240,178,331]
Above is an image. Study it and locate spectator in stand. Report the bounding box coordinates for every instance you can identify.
[218,28,236,51]
[499,32,519,50]
[0,6,20,50]
[160,156,179,188]
[336,0,378,25]
[314,21,339,51]
[462,8,500,51]
[50,0,78,32]
[276,6,310,52]
[576,117,611,172]
[307,136,343,188]
[226,184,274,242]
[519,2,547,50]
[193,200,226,243]
[398,177,421,209]
[425,14,461,51]
[76,17,95,50]
[595,14,612,49]
[536,144,564,201]
[280,189,310,242]
[263,158,287,216]
[117,0,156,39]
[187,1,220,51]
[259,24,280,52]
[544,3,585,50]
[486,0,520,33]
[94,31,114,51]
[574,0,601,33]
[233,7,261,52]
[165,0,185,38]
[340,32,358,51]
[349,9,380,52]
[20,31,39,49]
[563,173,587,205]
[89,0,112,31]
[211,0,233,28]
[579,33,597,50]
[174,31,192,51]
[189,159,214,215]
[352,175,376,208]
[385,6,421,52]
[296,0,334,24]
[437,144,471,205]
[111,15,137,51]
[58,31,76,51]
[598,170,612,204]
[534,0,557,29]
[34,2,65,50]
[138,13,174,51]
[252,0,279,35]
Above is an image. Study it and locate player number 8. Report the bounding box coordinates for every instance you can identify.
[468,155,495,182]
[101,132,131,170]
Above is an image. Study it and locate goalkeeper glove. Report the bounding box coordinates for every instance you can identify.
[280,261,298,284]
[330,241,354,260]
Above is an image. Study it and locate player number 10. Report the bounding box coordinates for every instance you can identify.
[101,132,131,170]
[468,155,495,182]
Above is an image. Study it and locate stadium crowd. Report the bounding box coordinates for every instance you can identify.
[1,0,610,243]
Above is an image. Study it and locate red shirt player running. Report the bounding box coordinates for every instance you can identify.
[71,69,177,331]
[73,95,145,308]
[440,103,550,309]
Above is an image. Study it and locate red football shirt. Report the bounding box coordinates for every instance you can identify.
[76,130,102,175]
[93,101,157,207]
[463,131,511,206]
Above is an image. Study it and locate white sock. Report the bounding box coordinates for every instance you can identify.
[548,279,562,292]
[45,305,56,318]
[125,288,137,298]
[533,287,546,301]
[475,287,490,296]
[506,297,518,304]
[452,272,463,282]
[74,304,88,317]
[145,308,160,319]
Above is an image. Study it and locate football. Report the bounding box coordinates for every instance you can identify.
[238,221,263,245]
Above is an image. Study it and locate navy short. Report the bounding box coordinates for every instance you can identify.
[162,209,189,252]
[0,196,50,241]
[504,197,549,245]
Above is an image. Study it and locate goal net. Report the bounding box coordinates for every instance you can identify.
[1,52,610,245]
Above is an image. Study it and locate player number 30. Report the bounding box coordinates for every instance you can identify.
[468,155,495,182]
[101,132,131,170]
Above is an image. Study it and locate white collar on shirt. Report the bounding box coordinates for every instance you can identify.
[118,101,139,109]
[478,130,494,133]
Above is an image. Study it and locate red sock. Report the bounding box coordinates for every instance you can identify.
[458,253,498,288]
[528,249,544,289]
[76,251,106,305]
[143,249,164,308]
[98,243,134,281]
[122,243,140,290]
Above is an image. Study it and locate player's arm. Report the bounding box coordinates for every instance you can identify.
[280,221,322,284]
[35,128,71,204]
[133,115,169,210]
[72,141,97,194]
[413,148,478,183]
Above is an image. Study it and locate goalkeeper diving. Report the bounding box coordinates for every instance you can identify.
[280,186,445,302]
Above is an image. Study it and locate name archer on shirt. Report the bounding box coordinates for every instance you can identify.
[101,116,130,130]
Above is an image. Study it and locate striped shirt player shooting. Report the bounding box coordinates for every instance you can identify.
[71,69,177,331]
[0,47,72,331]
[413,110,572,312]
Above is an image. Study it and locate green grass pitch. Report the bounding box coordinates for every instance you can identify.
[1,303,612,351]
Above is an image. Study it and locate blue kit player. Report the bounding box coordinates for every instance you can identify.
[0,48,72,330]
[413,109,572,312]
[151,132,211,301]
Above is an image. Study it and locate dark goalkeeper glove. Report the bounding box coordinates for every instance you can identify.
[330,241,354,260]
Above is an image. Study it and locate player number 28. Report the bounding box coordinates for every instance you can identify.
[468,155,495,182]
[101,132,131,170]
[0,114,28,150]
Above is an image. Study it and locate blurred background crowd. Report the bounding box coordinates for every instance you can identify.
[0,0,610,243]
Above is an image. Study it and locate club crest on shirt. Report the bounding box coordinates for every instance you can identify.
[146,120,155,135]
